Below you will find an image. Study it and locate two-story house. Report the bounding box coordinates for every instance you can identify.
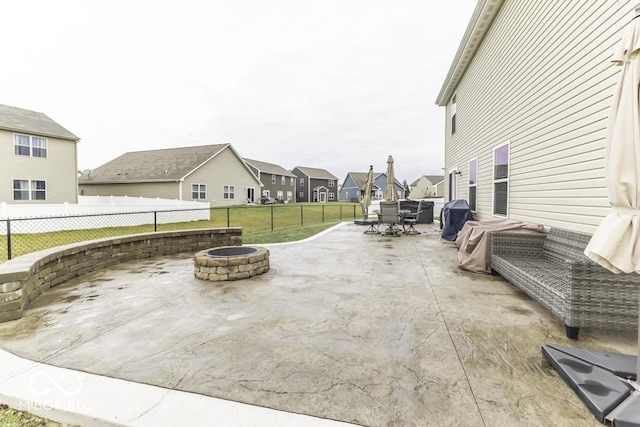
[291,167,339,203]
[339,171,384,202]
[410,175,444,199]
[1,104,80,204]
[243,158,297,203]
[436,0,631,234]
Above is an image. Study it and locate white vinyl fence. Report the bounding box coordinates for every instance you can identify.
[0,196,210,235]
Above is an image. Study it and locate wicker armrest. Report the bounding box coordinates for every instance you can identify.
[490,232,547,257]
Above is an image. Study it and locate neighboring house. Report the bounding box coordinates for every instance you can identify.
[339,172,383,202]
[435,0,629,234]
[339,171,405,202]
[291,167,339,203]
[1,104,80,204]
[243,158,297,203]
[410,175,444,198]
[79,144,261,206]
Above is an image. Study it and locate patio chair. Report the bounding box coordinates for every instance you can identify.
[378,201,402,236]
[402,211,421,235]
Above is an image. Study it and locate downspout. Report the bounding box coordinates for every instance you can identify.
[179,179,183,200]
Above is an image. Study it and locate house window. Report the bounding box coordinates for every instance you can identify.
[191,184,206,200]
[328,180,335,187]
[451,94,457,134]
[468,158,478,212]
[272,174,276,184]
[14,134,47,158]
[290,177,294,186]
[31,180,46,199]
[262,190,270,197]
[300,178,304,186]
[493,142,510,216]
[299,192,304,198]
[281,176,285,185]
[329,192,335,201]
[32,137,47,157]
[287,191,292,201]
[13,179,46,200]
[277,190,283,200]
[13,180,29,200]
[224,185,235,200]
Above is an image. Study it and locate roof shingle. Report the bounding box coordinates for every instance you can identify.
[80,144,229,183]
[0,104,79,141]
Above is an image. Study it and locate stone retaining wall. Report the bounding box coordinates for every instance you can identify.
[0,228,242,323]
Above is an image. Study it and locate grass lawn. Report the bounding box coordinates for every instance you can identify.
[0,202,361,262]
[0,404,54,427]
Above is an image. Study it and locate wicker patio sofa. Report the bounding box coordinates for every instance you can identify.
[490,228,640,340]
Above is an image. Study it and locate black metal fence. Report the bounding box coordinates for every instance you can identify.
[0,203,360,262]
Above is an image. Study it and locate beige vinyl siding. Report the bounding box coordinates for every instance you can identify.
[444,0,630,233]
[1,130,78,204]
[79,182,179,199]
[183,147,259,206]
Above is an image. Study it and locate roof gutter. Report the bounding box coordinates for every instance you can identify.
[78,179,182,185]
[435,0,504,106]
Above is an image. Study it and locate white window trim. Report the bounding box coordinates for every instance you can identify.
[448,167,459,201]
[492,141,510,218]
[271,174,276,184]
[468,157,478,213]
[191,183,207,200]
[224,185,235,200]
[451,93,457,135]
[14,133,48,158]
[13,179,46,201]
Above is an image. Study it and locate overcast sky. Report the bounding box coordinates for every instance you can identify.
[2,0,477,184]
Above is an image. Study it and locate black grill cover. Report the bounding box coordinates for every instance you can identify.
[440,199,474,241]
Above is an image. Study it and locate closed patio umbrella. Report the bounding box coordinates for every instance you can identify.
[361,165,374,219]
[385,155,399,202]
[578,8,640,417]
[584,12,640,275]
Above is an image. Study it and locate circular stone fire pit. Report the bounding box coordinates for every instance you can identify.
[194,246,269,282]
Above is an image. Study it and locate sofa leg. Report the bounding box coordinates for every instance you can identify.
[565,325,579,340]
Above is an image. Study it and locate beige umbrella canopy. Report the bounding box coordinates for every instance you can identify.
[584,15,640,274]
[385,155,399,202]
[583,8,640,379]
[361,165,374,219]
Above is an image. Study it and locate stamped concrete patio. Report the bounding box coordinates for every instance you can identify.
[0,222,636,426]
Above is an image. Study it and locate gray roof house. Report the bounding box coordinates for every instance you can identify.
[291,167,339,203]
[243,158,297,203]
[339,171,384,202]
[1,104,80,204]
[79,143,262,206]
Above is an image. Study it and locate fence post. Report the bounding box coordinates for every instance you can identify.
[322,205,325,222]
[154,211,157,232]
[340,205,342,220]
[300,206,303,226]
[226,207,230,227]
[270,206,274,231]
[6,219,11,261]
